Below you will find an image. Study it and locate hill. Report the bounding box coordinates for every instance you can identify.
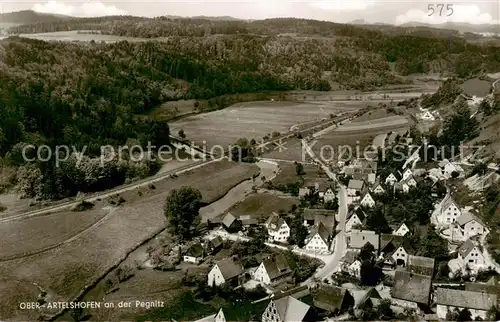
[0,10,73,24]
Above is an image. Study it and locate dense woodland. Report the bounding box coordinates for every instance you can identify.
[0,17,499,198]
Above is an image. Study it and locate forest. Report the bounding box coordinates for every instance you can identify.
[0,17,499,199]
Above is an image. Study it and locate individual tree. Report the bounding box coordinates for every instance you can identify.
[288,214,309,247]
[178,129,186,139]
[451,171,459,179]
[358,243,376,261]
[164,186,202,239]
[295,162,305,175]
[324,198,339,210]
[416,226,448,260]
[365,207,391,234]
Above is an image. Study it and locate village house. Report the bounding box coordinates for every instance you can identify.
[322,186,336,203]
[345,207,367,232]
[393,223,410,236]
[347,230,379,250]
[455,213,487,241]
[207,236,224,255]
[395,175,417,194]
[347,179,365,198]
[458,239,485,267]
[356,288,382,310]
[438,159,464,178]
[340,251,362,278]
[253,254,293,286]
[379,234,414,267]
[222,212,242,233]
[419,109,435,121]
[183,243,205,264]
[272,285,310,302]
[436,197,462,226]
[435,288,497,320]
[359,191,375,208]
[262,296,315,322]
[302,209,336,230]
[407,255,435,276]
[239,214,258,228]
[313,285,354,314]
[344,159,378,178]
[207,258,244,287]
[401,168,413,181]
[304,222,333,254]
[465,277,500,305]
[391,270,432,309]
[385,172,399,186]
[194,308,226,322]
[265,212,290,243]
[371,181,385,194]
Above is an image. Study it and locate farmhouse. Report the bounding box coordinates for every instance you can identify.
[385,173,399,186]
[393,223,410,236]
[407,255,435,276]
[359,192,375,208]
[322,187,336,203]
[357,288,382,310]
[391,270,432,308]
[304,222,333,253]
[195,308,226,322]
[401,168,413,181]
[348,230,379,249]
[437,197,461,225]
[222,212,242,233]
[371,181,385,194]
[207,236,224,255]
[458,239,485,267]
[207,258,244,287]
[347,179,365,198]
[302,209,336,231]
[379,234,414,267]
[239,214,258,228]
[419,110,435,121]
[455,212,487,240]
[435,288,497,320]
[183,243,205,264]
[253,254,293,286]
[340,251,362,278]
[265,212,290,243]
[262,296,314,322]
[346,207,367,232]
[313,285,354,314]
[438,159,464,177]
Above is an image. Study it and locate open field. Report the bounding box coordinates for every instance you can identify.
[228,193,299,219]
[18,30,159,43]
[271,162,327,186]
[260,138,309,162]
[460,78,492,97]
[0,160,258,320]
[311,117,411,162]
[0,208,106,260]
[169,101,362,148]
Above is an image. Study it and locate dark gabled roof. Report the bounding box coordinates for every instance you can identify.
[435,288,497,311]
[357,287,382,308]
[456,212,485,227]
[341,250,359,265]
[215,258,243,280]
[458,239,478,258]
[222,212,237,228]
[306,222,331,245]
[347,207,366,222]
[186,243,204,257]
[348,179,365,190]
[391,270,432,305]
[313,285,350,311]
[209,236,223,249]
[379,234,404,253]
[266,212,287,232]
[465,282,500,300]
[262,254,293,281]
[273,296,311,321]
[273,285,310,300]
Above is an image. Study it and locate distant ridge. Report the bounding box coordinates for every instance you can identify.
[399,21,499,34]
[0,10,73,24]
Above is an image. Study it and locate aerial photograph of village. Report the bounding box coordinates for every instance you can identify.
[0,0,499,321]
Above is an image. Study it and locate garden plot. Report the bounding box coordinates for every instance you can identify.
[170,101,361,148]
